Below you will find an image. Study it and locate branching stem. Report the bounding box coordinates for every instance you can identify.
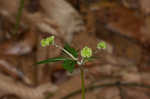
[54,44,78,61]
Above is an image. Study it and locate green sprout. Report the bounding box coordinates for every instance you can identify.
[41,36,55,47]
[97,41,106,50]
[37,36,107,99]
[81,46,92,58]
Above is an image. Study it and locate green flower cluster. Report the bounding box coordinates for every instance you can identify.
[97,41,106,50]
[41,36,55,47]
[81,46,92,58]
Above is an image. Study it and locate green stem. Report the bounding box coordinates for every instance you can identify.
[80,68,85,99]
[13,0,24,35]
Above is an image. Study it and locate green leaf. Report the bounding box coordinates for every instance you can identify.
[64,43,78,58]
[62,59,76,73]
[36,57,68,64]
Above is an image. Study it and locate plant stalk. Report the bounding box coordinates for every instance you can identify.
[80,68,85,99]
[13,0,24,35]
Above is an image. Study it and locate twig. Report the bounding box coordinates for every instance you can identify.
[62,82,150,99]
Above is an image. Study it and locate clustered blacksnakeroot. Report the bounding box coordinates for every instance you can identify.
[38,35,107,99]
[39,35,107,72]
[41,36,106,71]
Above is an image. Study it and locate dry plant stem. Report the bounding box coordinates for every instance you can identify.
[13,0,24,35]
